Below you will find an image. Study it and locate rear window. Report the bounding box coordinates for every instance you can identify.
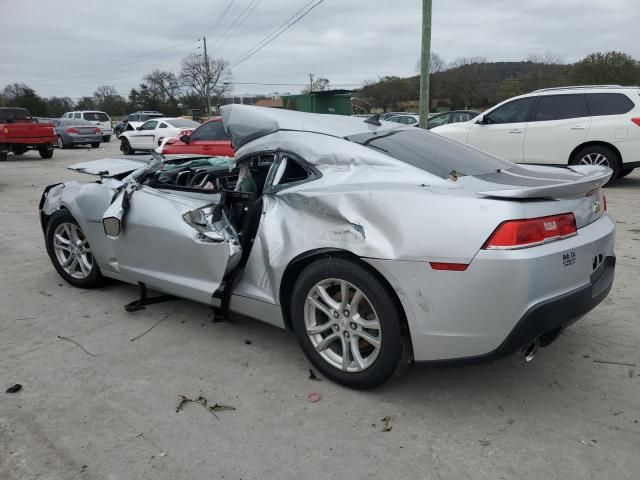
[167,119,200,128]
[140,113,164,121]
[0,108,32,122]
[586,93,634,116]
[83,112,110,121]
[64,120,93,126]
[347,129,512,179]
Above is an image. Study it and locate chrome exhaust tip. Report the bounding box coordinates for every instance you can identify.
[523,340,539,362]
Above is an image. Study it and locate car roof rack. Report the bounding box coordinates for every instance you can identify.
[532,85,627,93]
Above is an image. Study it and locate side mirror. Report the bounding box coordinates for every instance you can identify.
[6,115,15,124]
[136,126,142,131]
[180,134,191,144]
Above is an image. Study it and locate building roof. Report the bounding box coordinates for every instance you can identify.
[253,98,283,108]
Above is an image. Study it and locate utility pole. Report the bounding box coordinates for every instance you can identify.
[201,37,212,116]
[418,0,432,129]
[309,73,314,93]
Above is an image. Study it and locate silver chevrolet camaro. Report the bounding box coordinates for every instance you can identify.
[40,105,616,389]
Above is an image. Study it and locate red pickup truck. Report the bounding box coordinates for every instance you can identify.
[0,107,56,161]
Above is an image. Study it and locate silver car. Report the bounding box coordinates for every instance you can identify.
[52,119,103,149]
[40,105,616,389]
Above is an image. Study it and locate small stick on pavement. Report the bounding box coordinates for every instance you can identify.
[593,359,636,367]
[130,314,172,342]
[57,335,96,357]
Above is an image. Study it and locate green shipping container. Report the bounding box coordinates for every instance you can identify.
[281,90,353,116]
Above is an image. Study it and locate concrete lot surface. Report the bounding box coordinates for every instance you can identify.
[1,142,639,479]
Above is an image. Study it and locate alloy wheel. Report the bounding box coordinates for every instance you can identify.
[304,278,382,372]
[57,136,64,149]
[579,152,610,167]
[52,222,93,279]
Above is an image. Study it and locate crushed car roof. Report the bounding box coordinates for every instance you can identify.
[220,104,404,149]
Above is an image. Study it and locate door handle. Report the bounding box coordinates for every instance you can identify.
[508,129,522,134]
[571,125,586,130]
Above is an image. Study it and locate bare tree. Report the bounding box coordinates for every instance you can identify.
[415,52,446,74]
[179,53,230,113]
[446,57,487,109]
[525,50,568,90]
[527,50,564,65]
[93,85,119,105]
[302,77,330,93]
[143,70,181,104]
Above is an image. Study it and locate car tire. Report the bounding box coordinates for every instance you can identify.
[120,138,134,155]
[38,145,54,159]
[103,135,111,143]
[290,257,411,389]
[45,210,104,289]
[618,167,635,178]
[91,142,100,148]
[571,145,621,184]
[0,149,7,161]
[57,136,66,149]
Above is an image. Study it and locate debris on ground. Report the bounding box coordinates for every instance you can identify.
[580,440,594,447]
[479,439,491,447]
[57,335,96,356]
[130,313,172,342]
[593,359,636,367]
[308,369,322,381]
[306,392,321,403]
[6,384,22,393]
[175,394,235,419]
[244,339,252,345]
[381,416,393,432]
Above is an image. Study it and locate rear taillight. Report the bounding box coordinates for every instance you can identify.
[483,213,577,250]
[66,128,78,134]
[631,118,640,127]
[95,128,101,133]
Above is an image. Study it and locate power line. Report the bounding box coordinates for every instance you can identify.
[204,0,236,38]
[213,0,263,52]
[228,0,324,69]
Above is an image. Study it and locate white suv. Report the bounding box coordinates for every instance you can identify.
[431,85,640,180]
[61,111,113,142]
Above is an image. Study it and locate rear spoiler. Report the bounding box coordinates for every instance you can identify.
[477,165,612,199]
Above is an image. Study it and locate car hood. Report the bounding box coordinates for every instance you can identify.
[68,158,149,177]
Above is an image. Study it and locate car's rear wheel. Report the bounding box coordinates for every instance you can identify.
[0,148,7,161]
[45,210,104,288]
[57,136,66,149]
[290,257,411,389]
[618,167,635,178]
[571,145,620,184]
[120,138,134,155]
[103,135,111,142]
[91,142,100,148]
[38,145,54,159]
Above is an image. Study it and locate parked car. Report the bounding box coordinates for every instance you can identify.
[52,119,102,149]
[114,111,164,137]
[40,105,615,389]
[386,114,420,125]
[426,110,481,129]
[0,107,55,161]
[380,111,418,120]
[431,86,640,180]
[160,117,234,157]
[119,118,200,154]
[62,111,113,142]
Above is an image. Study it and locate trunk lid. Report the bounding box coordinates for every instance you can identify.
[459,164,611,228]
[68,158,149,177]
[4,122,55,140]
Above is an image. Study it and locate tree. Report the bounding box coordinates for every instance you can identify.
[415,52,446,74]
[303,77,330,93]
[75,96,96,111]
[497,79,524,102]
[1,83,47,115]
[358,76,416,111]
[179,53,230,113]
[45,96,75,117]
[93,85,127,116]
[140,70,182,115]
[572,51,640,85]
[446,57,487,109]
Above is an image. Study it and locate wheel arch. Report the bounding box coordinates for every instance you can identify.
[568,141,622,164]
[278,249,411,351]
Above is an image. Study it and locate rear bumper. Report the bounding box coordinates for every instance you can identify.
[69,134,102,144]
[1,137,55,146]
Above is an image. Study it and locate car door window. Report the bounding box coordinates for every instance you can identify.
[428,113,451,127]
[74,113,81,119]
[532,94,589,121]
[191,121,229,141]
[455,112,475,122]
[486,98,534,124]
[140,121,158,130]
[159,122,168,129]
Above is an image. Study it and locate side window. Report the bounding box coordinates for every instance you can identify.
[74,113,81,119]
[486,98,534,124]
[267,154,316,191]
[455,112,475,122]
[428,113,451,128]
[141,121,158,130]
[586,93,635,116]
[159,122,168,129]
[191,121,229,141]
[533,94,588,121]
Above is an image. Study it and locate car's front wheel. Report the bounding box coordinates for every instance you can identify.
[91,142,100,148]
[120,138,134,155]
[45,210,104,288]
[290,257,411,389]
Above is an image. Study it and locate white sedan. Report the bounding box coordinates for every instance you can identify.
[119,118,200,154]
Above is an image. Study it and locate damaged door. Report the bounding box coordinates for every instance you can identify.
[102,185,240,304]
